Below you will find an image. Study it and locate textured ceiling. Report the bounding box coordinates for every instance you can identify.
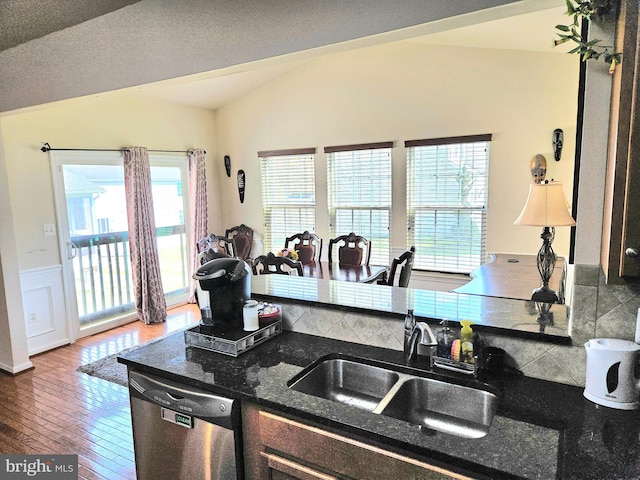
[0,0,563,113]
[135,5,570,111]
[0,0,142,51]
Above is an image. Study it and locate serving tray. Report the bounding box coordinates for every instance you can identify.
[184,305,281,357]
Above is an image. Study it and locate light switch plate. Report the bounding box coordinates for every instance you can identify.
[43,224,56,237]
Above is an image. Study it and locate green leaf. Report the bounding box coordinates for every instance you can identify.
[555,24,571,32]
[565,0,575,15]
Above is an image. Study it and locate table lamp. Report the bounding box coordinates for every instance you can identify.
[514,180,575,303]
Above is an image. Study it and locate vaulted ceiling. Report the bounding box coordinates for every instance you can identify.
[0,0,568,114]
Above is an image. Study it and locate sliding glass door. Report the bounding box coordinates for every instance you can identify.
[51,151,190,338]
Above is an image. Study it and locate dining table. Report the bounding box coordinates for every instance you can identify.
[300,261,388,284]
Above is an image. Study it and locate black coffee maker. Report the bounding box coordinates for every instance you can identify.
[193,257,251,332]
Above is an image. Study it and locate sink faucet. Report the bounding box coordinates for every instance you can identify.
[404,322,437,366]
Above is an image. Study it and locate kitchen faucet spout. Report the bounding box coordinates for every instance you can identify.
[404,322,437,366]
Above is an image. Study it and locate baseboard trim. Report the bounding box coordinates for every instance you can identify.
[29,339,71,356]
[0,359,35,375]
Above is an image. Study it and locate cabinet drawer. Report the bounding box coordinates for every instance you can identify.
[258,410,471,480]
[262,452,338,480]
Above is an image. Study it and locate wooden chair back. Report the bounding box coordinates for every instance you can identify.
[284,231,323,264]
[382,246,415,287]
[225,224,254,260]
[252,252,303,276]
[328,233,371,266]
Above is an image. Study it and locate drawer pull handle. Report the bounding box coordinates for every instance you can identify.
[260,452,337,480]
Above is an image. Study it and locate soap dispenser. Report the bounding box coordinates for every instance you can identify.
[403,309,416,356]
[460,320,475,364]
[436,319,455,359]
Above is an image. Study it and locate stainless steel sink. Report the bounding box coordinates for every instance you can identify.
[377,377,497,439]
[288,358,400,411]
[288,355,499,439]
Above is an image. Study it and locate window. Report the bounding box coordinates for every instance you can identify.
[406,135,491,274]
[326,142,392,265]
[259,148,316,253]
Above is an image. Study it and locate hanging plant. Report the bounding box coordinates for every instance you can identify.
[554,0,622,73]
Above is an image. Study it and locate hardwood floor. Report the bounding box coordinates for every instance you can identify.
[0,304,200,480]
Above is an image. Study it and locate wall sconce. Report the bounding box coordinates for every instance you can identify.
[514,180,575,303]
[553,129,563,161]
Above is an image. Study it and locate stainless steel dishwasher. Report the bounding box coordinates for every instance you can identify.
[128,370,243,480]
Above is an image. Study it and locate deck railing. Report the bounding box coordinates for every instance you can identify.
[71,225,188,325]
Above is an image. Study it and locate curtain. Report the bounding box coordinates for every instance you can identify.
[188,148,208,303]
[123,147,167,324]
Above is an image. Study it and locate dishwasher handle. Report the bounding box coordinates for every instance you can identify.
[128,370,237,429]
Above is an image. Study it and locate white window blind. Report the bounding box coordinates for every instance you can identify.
[326,143,392,265]
[406,135,491,274]
[259,149,316,254]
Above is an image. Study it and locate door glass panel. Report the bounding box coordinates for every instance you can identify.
[150,165,189,305]
[62,161,189,333]
[63,164,135,329]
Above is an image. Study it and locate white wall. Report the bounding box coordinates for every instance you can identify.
[214,41,579,259]
[0,131,32,373]
[1,94,220,271]
[0,94,220,372]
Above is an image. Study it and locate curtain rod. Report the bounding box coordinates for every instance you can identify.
[40,143,205,154]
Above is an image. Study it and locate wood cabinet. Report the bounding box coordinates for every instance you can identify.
[602,0,640,281]
[241,402,472,480]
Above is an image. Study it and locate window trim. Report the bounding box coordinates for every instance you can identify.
[258,147,316,157]
[406,136,491,274]
[405,134,492,148]
[326,144,393,265]
[324,141,394,153]
[259,149,317,254]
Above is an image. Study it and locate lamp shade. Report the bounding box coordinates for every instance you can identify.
[514,181,576,227]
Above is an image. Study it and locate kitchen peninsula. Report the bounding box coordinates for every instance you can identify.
[249,274,570,344]
[118,277,640,479]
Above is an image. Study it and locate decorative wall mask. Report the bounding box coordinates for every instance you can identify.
[237,170,245,203]
[553,129,563,161]
[530,154,547,184]
[224,155,231,177]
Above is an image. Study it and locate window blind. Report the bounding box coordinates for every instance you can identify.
[327,145,392,265]
[406,138,490,273]
[260,151,316,254]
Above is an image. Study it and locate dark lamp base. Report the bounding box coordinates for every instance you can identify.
[531,286,559,304]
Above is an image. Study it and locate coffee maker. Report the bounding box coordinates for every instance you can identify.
[193,257,251,332]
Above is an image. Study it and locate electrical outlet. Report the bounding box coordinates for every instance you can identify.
[43,224,56,237]
[28,311,37,323]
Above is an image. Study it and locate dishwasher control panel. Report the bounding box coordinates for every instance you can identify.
[128,370,237,429]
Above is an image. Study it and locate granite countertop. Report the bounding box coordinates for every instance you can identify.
[118,328,640,480]
[250,274,570,344]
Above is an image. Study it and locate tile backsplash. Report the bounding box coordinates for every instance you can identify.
[277,266,640,387]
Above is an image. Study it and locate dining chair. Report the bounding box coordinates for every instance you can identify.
[284,231,323,264]
[328,232,371,266]
[225,224,254,261]
[379,246,415,287]
[252,252,303,276]
[197,234,237,261]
